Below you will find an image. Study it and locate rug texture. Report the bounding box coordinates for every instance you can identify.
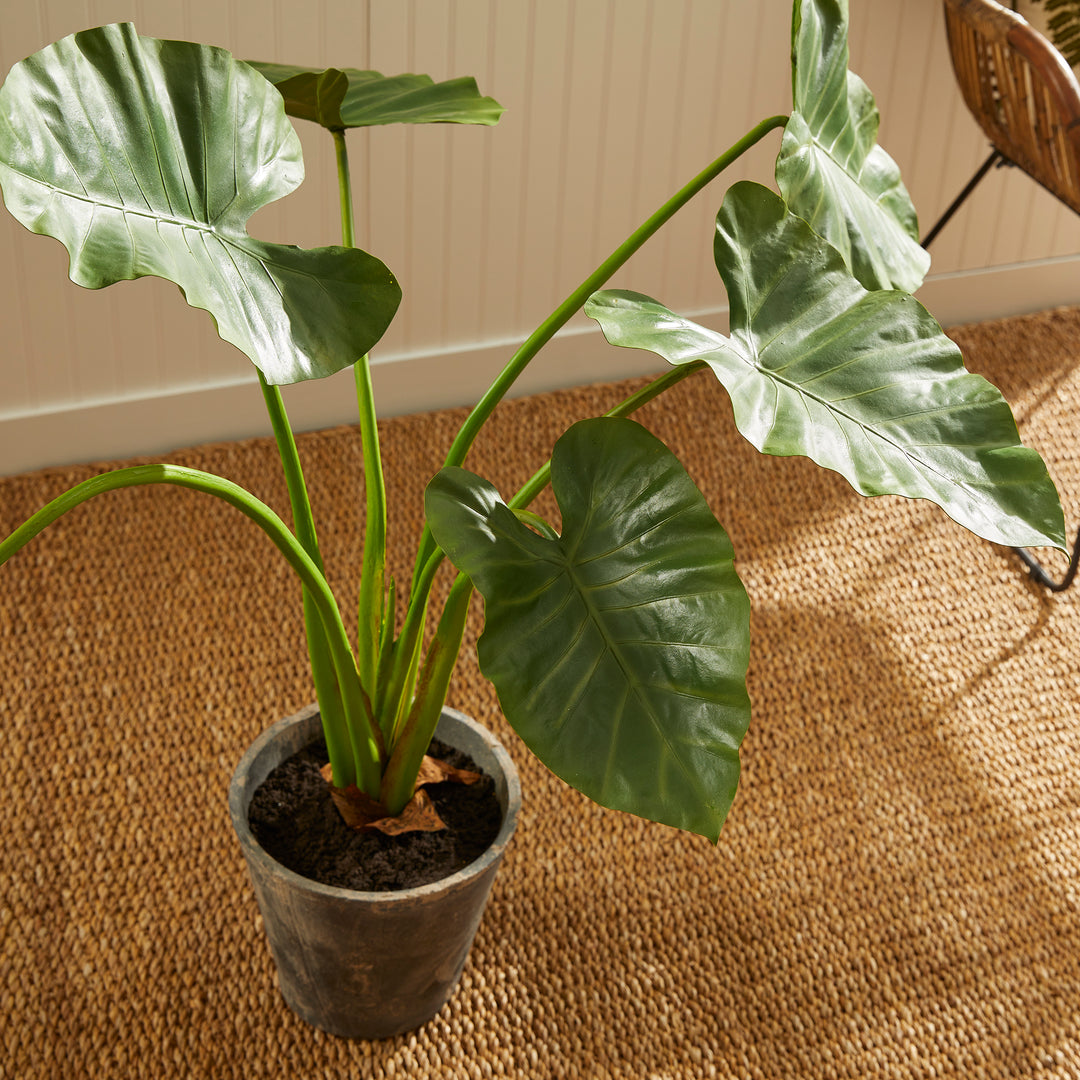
[2,306,1079,1079]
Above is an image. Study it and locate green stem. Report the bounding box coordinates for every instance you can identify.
[380,573,473,814]
[509,361,709,512]
[376,548,442,742]
[301,591,358,786]
[259,373,324,562]
[335,127,389,711]
[258,373,359,786]
[333,128,356,248]
[445,118,784,474]
[0,464,384,795]
[513,508,560,540]
[411,113,788,589]
[354,358,388,701]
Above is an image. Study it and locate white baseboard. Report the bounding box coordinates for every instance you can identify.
[2,257,1077,479]
[916,254,1080,328]
[0,318,671,478]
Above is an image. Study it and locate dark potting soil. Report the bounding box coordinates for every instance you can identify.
[247,737,503,892]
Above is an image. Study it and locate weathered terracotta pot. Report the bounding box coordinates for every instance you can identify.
[229,703,520,1039]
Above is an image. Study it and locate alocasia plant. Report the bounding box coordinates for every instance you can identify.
[0,0,1065,845]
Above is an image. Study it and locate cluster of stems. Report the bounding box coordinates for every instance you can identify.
[0,114,788,814]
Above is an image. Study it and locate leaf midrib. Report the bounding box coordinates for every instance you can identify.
[564,555,717,808]
[7,166,334,297]
[15,170,231,234]
[738,334,965,491]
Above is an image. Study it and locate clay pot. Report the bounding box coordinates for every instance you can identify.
[229,703,521,1039]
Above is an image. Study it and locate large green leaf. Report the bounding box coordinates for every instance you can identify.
[426,417,751,842]
[586,183,1066,552]
[248,63,504,130]
[776,0,929,293]
[0,24,401,384]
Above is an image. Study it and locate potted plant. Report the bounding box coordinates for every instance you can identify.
[0,0,1066,1040]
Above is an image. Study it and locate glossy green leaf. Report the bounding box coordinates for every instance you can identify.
[248,63,504,130]
[586,183,1066,552]
[776,0,929,293]
[426,417,751,842]
[0,24,401,384]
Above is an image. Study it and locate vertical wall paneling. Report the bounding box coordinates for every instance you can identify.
[1,213,34,411]
[589,2,652,298]
[584,0,616,292]
[654,3,703,298]
[442,0,494,348]
[469,0,499,341]
[1,0,1078,476]
[512,0,562,328]
[406,0,451,353]
[548,0,592,312]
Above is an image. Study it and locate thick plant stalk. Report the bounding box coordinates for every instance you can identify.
[377,548,442,739]
[354,357,388,702]
[379,573,474,814]
[408,113,789,592]
[0,464,385,796]
[334,128,389,709]
[259,373,358,788]
[509,361,709,512]
[303,592,358,786]
[365,117,784,807]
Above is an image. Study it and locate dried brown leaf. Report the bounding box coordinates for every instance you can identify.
[319,753,479,835]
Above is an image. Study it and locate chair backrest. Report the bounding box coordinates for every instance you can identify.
[944,0,1080,214]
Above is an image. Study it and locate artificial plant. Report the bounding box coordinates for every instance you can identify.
[0,0,1065,845]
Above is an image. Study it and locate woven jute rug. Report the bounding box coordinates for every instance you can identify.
[2,306,1079,1079]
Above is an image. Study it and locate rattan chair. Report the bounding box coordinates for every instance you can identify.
[927,0,1080,247]
[927,0,1080,589]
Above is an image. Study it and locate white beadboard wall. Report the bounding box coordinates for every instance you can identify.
[1,0,1078,476]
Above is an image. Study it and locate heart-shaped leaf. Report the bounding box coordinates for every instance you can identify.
[426,417,751,842]
[586,183,1066,552]
[248,63,504,130]
[776,0,929,293]
[0,24,401,384]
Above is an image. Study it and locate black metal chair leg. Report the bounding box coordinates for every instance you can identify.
[921,149,1006,250]
[921,150,1077,593]
[1014,527,1080,592]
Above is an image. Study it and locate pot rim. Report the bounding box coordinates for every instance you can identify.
[229,703,521,904]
